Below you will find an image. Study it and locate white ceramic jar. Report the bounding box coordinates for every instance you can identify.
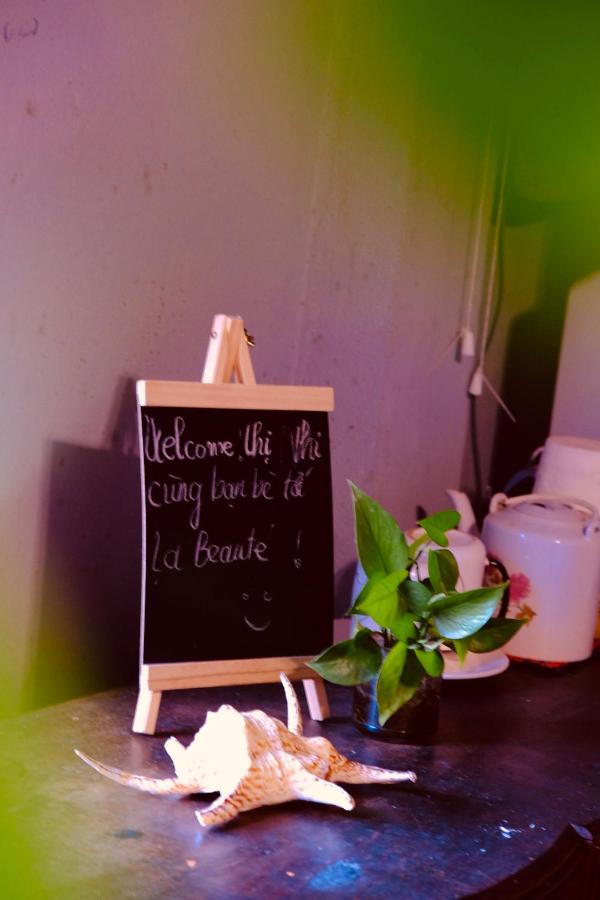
[481,493,600,664]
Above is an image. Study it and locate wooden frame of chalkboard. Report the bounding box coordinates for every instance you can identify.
[132,377,334,734]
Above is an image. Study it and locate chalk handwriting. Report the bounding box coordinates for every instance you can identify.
[143,413,328,625]
[144,414,234,464]
[148,475,203,529]
[243,421,272,460]
[244,615,270,632]
[290,420,322,464]
[283,468,312,500]
[242,590,273,633]
[294,530,303,570]
[210,465,248,502]
[252,468,274,499]
[194,528,269,568]
[151,531,183,573]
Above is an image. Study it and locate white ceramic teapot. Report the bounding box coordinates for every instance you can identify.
[480,493,600,664]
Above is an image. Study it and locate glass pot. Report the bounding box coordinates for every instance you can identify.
[352,668,441,743]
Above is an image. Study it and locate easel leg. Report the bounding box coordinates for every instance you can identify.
[132,687,162,735]
[302,677,330,721]
[201,314,229,383]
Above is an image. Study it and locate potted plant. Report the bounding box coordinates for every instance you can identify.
[309,483,528,742]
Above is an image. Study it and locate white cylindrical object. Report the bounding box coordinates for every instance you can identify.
[468,367,484,396]
[460,328,476,358]
[534,435,600,510]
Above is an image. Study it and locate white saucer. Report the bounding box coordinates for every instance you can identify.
[442,651,510,680]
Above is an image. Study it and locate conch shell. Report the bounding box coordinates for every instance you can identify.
[75,674,416,827]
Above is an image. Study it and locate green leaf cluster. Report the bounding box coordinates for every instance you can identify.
[310,483,526,725]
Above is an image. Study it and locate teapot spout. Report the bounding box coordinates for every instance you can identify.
[446,489,478,534]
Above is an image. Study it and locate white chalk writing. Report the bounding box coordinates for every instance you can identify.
[290,419,322,463]
[193,528,269,568]
[142,412,328,634]
[144,415,234,464]
[210,465,248,502]
[151,531,183,572]
[243,421,272,460]
[148,475,203,529]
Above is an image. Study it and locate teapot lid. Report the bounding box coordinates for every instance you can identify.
[488,493,599,540]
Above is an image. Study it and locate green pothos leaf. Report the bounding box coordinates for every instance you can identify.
[392,612,418,643]
[400,579,433,616]
[415,648,444,677]
[452,637,471,664]
[427,549,459,593]
[417,509,460,548]
[376,642,416,725]
[349,482,409,577]
[468,617,525,653]
[350,570,408,633]
[430,585,506,639]
[401,647,428,687]
[407,531,429,559]
[309,629,382,686]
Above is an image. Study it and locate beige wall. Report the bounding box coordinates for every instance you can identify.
[1,1,503,710]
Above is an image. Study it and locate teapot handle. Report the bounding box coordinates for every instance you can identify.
[484,556,510,618]
[489,492,599,539]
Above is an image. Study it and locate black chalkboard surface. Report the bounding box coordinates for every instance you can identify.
[138,386,334,667]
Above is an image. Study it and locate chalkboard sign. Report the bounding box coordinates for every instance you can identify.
[137,381,334,669]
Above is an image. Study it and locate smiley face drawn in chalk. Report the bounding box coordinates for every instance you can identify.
[242,591,273,632]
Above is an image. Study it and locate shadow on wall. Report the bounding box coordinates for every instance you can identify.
[25,378,141,709]
[334,560,357,619]
[490,200,600,495]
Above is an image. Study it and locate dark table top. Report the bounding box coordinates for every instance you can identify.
[2,655,599,899]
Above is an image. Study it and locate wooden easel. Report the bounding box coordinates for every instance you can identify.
[132,314,330,734]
